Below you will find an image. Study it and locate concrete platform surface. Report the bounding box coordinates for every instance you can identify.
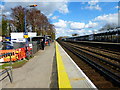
[56,42,97,88]
[1,43,55,88]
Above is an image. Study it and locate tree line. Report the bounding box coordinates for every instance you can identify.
[99,23,118,31]
[2,6,55,40]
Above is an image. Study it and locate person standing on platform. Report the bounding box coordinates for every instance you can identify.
[41,38,45,50]
[48,39,50,46]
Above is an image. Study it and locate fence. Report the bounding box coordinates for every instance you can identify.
[14,42,42,55]
[32,41,41,54]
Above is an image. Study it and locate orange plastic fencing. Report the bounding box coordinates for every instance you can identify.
[0,47,29,62]
[15,48,26,61]
[0,50,16,62]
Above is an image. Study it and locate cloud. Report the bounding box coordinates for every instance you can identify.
[70,22,85,30]
[58,3,69,13]
[51,16,59,20]
[85,21,98,28]
[54,19,87,38]
[55,28,70,38]
[0,4,4,16]
[94,13,118,25]
[85,5,101,10]
[88,30,92,33]
[54,19,99,38]
[67,29,86,35]
[56,28,65,34]
[82,0,101,11]
[3,11,10,16]
[115,6,119,9]
[53,19,67,28]
[4,0,119,2]
[88,0,99,5]
[56,28,87,38]
[0,5,4,10]
[4,0,69,2]
[3,1,69,17]
[0,5,4,13]
[54,14,118,38]
[4,0,30,2]
[38,2,69,16]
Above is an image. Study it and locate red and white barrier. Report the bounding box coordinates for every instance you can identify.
[0,47,31,62]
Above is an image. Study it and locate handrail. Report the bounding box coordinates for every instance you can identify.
[0,53,13,83]
[0,68,12,83]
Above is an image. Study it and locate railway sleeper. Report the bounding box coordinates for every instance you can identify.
[70,45,120,71]
[67,42,120,63]
[62,44,120,87]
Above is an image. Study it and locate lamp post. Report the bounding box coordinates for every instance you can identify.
[24,4,37,58]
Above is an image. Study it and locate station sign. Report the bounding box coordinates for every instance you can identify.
[23,33,29,38]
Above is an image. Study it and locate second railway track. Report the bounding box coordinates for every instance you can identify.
[65,42,120,64]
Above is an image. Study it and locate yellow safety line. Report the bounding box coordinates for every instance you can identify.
[56,42,72,88]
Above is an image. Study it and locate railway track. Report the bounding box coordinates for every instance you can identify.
[58,41,120,88]
[66,42,120,61]
[65,42,120,65]
[68,41,120,55]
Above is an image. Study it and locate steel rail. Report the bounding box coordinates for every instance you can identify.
[60,42,120,86]
[66,41,120,55]
[63,42,120,70]
[67,42,120,63]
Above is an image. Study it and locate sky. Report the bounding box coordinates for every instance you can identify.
[0,0,119,38]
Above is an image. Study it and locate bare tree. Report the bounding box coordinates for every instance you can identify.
[11,6,24,32]
[10,5,55,39]
[99,23,117,31]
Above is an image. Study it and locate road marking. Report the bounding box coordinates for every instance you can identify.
[56,42,72,88]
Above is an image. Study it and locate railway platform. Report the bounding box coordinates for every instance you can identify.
[1,41,97,89]
[55,42,97,88]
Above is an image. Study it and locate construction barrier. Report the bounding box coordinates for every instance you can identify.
[15,47,26,60]
[0,50,16,62]
[0,47,31,62]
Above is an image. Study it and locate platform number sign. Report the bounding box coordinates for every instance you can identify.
[23,34,29,38]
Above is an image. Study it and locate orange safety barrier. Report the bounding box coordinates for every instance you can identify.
[0,49,16,62]
[15,48,26,60]
[0,47,31,62]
